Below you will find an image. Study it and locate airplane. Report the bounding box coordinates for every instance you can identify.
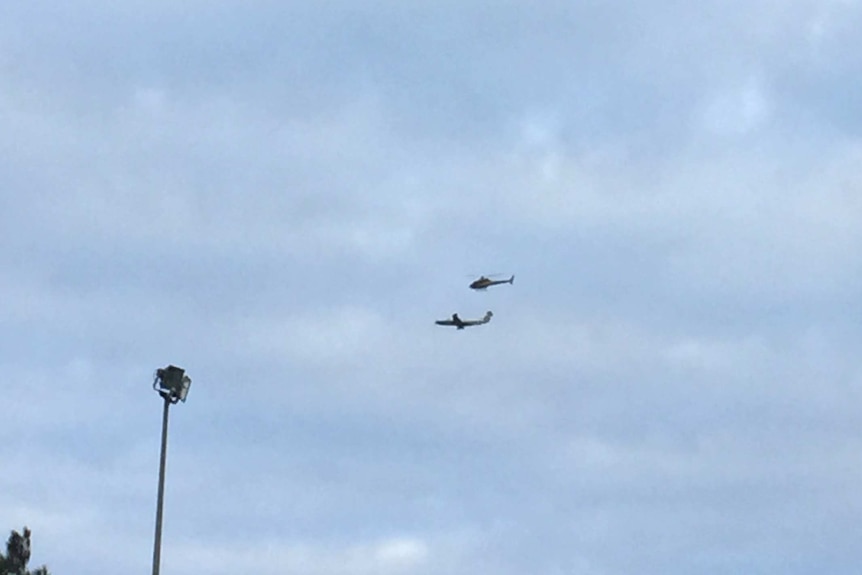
[435,311,493,329]
[470,275,515,290]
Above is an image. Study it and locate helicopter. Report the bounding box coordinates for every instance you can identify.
[435,311,493,329]
[469,274,515,290]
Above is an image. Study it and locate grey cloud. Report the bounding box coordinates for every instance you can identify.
[3,1,862,574]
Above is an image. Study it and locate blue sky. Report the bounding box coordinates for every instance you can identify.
[2,1,862,573]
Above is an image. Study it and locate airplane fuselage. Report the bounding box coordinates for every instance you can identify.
[435,311,493,329]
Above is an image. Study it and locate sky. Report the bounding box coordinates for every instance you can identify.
[2,1,862,573]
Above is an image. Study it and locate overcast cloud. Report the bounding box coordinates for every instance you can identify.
[2,1,862,574]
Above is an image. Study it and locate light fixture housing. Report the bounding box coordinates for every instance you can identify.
[154,365,192,403]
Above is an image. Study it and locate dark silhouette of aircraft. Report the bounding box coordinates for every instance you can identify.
[435,311,493,329]
[470,275,515,290]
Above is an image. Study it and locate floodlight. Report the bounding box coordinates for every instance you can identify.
[154,365,192,403]
[151,363,193,575]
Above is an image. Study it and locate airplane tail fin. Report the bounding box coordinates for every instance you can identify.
[484,311,494,323]
[508,275,515,284]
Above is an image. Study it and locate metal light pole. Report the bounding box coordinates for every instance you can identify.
[151,365,192,575]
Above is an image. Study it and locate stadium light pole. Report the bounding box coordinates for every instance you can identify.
[151,365,192,575]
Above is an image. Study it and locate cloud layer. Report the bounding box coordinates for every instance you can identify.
[2,1,862,574]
